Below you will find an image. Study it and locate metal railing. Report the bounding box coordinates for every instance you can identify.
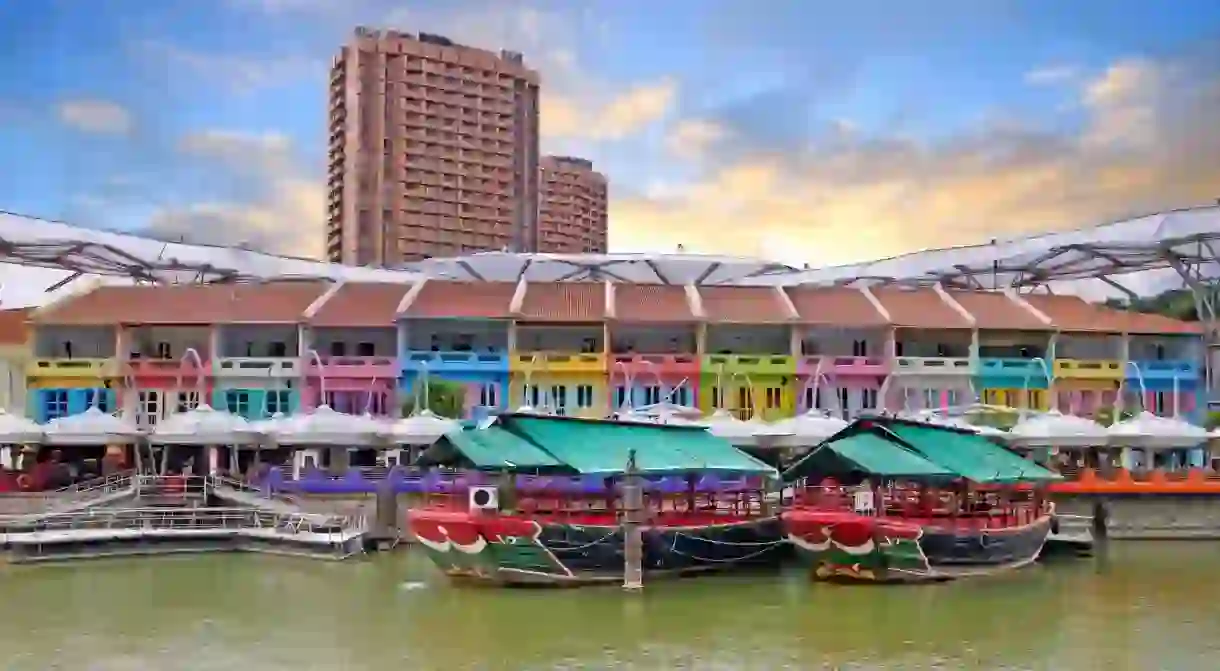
[9,506,366,537]
[207,474,302,506]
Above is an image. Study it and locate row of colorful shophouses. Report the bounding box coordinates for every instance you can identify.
[0,279,1208,435]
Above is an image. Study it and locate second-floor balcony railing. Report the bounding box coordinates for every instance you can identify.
[610,353,700,377]
[307,356,399,378]
[401,350,510,373]
[511,351,606,374]
[1133,359,1201,381]
[125,357,214,377]
[701,354,794,376]
[214,357,302,378]
[797,355,889,376]
[893,356,973,375]
[26,358,119,378]
[1052,359,1123,380]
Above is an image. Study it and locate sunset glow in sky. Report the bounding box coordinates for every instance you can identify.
[2,0,1219,265]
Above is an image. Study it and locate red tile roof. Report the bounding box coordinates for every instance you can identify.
[871,287,972,329]
[1021,295,1132,333]
[309,282,413,327]
[0,308,30,345]
[613,285,694,322]
[518,283,606,322]
[400,281,515,319]
[698,287,792,323]
[1023,294,1202,334]
[947,291,1049,331]
[34,281,331,325]
[1121,310,1205,335]
[785,287,888,327]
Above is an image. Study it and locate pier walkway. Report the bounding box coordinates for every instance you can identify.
[0,474,368,563]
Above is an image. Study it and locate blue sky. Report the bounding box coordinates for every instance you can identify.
[2,0,1219,264]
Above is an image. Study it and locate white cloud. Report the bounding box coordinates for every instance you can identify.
[543,79,678,141]
[610,53,1220,264]
[664,119,729,159]
[144,130,323,258]
[56,99,133,134]
[1025,64,1081,86]
[131,40,319,93]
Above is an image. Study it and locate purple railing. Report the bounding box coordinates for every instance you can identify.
[256,467,759,495]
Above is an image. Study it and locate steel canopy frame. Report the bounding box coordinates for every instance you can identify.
[0,210,416,285]
[0,207,1216,298]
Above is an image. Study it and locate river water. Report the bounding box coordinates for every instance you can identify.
[1,543,1218,670]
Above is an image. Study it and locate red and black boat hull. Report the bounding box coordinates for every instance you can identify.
[408,510,787,586]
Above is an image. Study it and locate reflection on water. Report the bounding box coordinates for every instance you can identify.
[2,543,1220,670]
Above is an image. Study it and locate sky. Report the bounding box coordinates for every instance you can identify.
[1,0,1219,267]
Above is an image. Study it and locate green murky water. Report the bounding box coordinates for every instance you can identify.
[1,544,1219,670]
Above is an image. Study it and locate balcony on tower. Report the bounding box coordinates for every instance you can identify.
[510,283,608,418]
[398,280,514,417]
[697,286,796,420]
[608,284,700,410]
[785,287,890,417]
[872,287,975,412]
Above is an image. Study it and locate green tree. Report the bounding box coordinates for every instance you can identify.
[401,378,466,418]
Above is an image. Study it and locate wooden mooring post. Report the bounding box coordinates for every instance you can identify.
[621,449,644,592]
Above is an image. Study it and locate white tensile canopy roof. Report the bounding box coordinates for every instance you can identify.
[0,206,1217,307]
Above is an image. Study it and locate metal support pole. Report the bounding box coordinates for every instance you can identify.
[621,448,643,591]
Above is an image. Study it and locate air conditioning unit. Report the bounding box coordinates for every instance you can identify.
[469,486,499,512]
[852,490,875,515]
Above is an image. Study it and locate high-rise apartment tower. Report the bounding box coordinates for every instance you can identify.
[326,27,541,265]
[538,156,608,254]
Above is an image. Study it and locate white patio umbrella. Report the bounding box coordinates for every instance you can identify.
[1107,411,1209,450]
[390,409,459,446]
[703,408,760,447]
[43,407,142,445]
[150,404,259,445]
[1008,410,1107,449]
[0,409,44,444]
[767,409,848,447]
[272,405,385,446]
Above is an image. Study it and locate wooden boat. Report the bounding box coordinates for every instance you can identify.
[780,415,1061,583]
[406,414,786,587]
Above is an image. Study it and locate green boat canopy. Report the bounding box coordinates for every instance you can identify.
[417,414,778,478]
[783,432,956,482]
[421,426,566,471]
[886,423,1062,484]
[781,416,1062,484]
